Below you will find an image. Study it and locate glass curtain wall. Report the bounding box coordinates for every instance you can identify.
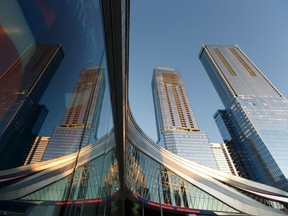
[0,0,120,215]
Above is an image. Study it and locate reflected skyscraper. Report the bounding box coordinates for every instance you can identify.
[43,67,105,160]
[0,44,63,169]
[24,136,50,165]
[152,67,218,169]
[199,45,288,191]
[2,2,288,216]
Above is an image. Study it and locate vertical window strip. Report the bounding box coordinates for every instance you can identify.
[229,48,256,76]
[203,48,238,99]
[65,84,81,124]
[84,75,98,124]
[234,47,282,97]
[179,87,194,128]
[164,84,175,126]
[214,48,237,76]
[172,85,186,128]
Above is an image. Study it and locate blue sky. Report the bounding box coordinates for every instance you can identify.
[129,0,288,142]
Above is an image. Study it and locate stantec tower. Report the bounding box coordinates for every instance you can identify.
[199,45,288,191]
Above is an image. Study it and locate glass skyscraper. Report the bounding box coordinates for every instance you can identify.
[0,44,63,169]
[210,142,238,175]
[213,109,252,180]
[43,67,105,160]
[1,2,288,216]
[199,44,288,191]
[152,67,218,169]
[24,136,50,165]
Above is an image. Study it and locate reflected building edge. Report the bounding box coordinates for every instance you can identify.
[0,1,288,216]
[0,44,64,169]
[42,67,105,160]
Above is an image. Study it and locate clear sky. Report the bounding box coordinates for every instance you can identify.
[129,0,288,142]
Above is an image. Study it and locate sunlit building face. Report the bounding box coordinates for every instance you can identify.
[152,67,218,169]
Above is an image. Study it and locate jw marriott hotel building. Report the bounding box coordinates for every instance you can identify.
[152,67,218,169]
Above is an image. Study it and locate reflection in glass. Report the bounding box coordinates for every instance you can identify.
[42,67,105,160]
[0,0,119,215]
[0,44,63,170]
[126,141,239,214]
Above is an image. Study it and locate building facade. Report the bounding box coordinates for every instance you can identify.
[24,136,50,165]
[43,67,105,160]
[0,44,63,169]
[1,2,288,216]
[152,67,218,169]
[199,44,288,191]
[214,109,253,180]
[210,142,238,175]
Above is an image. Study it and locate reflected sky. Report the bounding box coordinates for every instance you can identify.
[0,1,35,56]
[0,0,105,136]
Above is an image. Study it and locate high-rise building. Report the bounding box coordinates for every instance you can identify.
[24,136,50,165]
[152,67,218,169]
[214,109,252,180]
[2,2,288,216]
[199,44,288,191]
[0,44,63,169]
[43,67,105,160]
[210,142,238,175]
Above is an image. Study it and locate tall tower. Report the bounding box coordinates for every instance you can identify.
[199,45,288,191]
[152,67,218,169]
[210,142,238,176]
[43,67,105,160]
[0,44,63,169]
[24,136,50,165]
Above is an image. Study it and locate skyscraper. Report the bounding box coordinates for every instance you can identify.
[43,67,105,160]
[0,44,63,169]
[152,67,218,169]
[1,3,288,215]
[210,142,238,175]
[214,109,252,180]
[24,136,50,165]
[199,44,288,191]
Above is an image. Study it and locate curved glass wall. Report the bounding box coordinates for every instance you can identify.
[0,0,121,215]
[126,141,239,214]
[1,1,288,216]
[125,111,288,215]
[21,145,119,215]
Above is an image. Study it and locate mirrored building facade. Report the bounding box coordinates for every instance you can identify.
[43,67,105,160]
[24,136,50,165]
[1,1,288,216]
[0,44,63,169]
[199,45,288,191]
